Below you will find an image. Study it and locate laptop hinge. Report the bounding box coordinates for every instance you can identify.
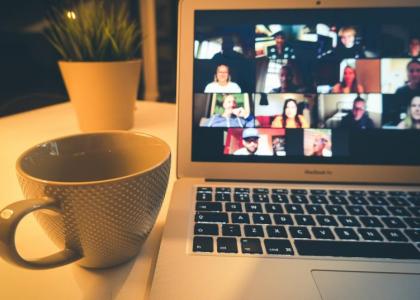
[204,178,420,187]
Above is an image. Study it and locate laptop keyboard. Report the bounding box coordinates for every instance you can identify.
[192,186,420,259]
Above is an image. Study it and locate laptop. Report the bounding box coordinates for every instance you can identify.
[150,0,420,299]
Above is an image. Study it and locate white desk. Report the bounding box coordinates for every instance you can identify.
[0,101,177,300]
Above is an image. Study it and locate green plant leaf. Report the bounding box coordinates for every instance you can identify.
[44,0,141,61]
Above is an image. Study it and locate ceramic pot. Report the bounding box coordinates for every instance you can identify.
[59,60,141,131]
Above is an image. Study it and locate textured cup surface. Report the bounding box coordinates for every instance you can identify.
[16,131,170,268]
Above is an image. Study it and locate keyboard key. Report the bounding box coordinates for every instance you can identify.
[196,202,222,212]
[388,207,411,217]
[291,189,308,195]
[272,188,288,194]
[245,203,262,213]
[367,196,388,206]
[274,214,294,225]
[388,191,406,196]
[217,237,238,253]
[404,230,420,242]
[346,206,368,216]
[197,187,212,193]
[285,204,304,214]
[222,224,241,237]
[408,191,420,197]
[215,187,231,193]
[348,196,368,205]
[349,190,366,196]
[252,213,272,224]
[382,217,406,228]
[195,212,228,223]
[381,229,408,242]
[253,193,269,203]
[271,194,289,203]
[244,225,264,237]
[289,226,311,239]
[294,240,420,259]
[304,204,325,215]
[366,206,389,216]
[409,207,420,217]
[194,223,219,235]
[312,227,335,240]
[225,202,243,212]
[316,215,338,227]
[231,213,250,224]
[241,238,263,254]
[404,217,420,228]
[338,216,361,227]
[291,195,309,204]
[196,193,212,201]
[330,190,347,196]
[359,216,383,228]
[369,191,386,196]
[235,188,250,194]
[295,214,316,226]
[253,188,269,194]
[407,197,420,206]
[265,203,283,213]
[215,193,231,202]
[234,193,250,202]
[329,196,348,205]
[310,189,327,195]
[387,197,409,207]
[266,226,287,238]
[310,195,328,204]
[193,236,213,252]
[358,228,383,241]
[335,228,359,240]
[326,205,347,215]
[264,239,294,255]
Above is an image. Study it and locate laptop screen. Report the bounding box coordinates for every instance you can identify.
[192,7,420,166]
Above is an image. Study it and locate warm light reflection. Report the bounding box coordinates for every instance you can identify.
[66,11,77,20]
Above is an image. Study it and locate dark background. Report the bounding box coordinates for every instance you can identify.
[0,0,178,117]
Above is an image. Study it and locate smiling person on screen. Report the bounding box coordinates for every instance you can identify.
[204,64,241,93]
[206,94,254,127]
[234,128,262,155]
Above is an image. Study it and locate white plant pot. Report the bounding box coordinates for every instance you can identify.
[59,60,141,132]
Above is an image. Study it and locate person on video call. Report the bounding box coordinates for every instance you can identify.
[310,133,332,157]
[212,36,245,62]
[206,94,254,127]
[204,64,241,93]
[332,26,365,60]
[266,30,296,60]
[271,98,309,128]
[406,37,420,58]
[395,59,420,111]
[272,136,286,156]
[340,96,375,129]
[234,128,264,155]
[270,65,304,93]
[331,65,364,94]
[397,96,420,129]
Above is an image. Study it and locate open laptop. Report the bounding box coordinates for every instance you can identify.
[150,1,420,299]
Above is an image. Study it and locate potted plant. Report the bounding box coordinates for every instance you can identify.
[45,0,141,131]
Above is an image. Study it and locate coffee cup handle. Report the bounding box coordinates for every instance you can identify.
[0,198,83,269]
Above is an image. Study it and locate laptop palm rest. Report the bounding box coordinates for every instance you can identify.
[311,270,420,300]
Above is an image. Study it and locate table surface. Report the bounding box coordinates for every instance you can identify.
[0,101,177,300]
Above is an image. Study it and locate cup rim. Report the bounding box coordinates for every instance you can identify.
[16,130,171,186]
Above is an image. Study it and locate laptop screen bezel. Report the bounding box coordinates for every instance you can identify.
[176,0,420,184]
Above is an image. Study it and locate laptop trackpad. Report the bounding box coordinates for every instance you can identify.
[311,270,420,300]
